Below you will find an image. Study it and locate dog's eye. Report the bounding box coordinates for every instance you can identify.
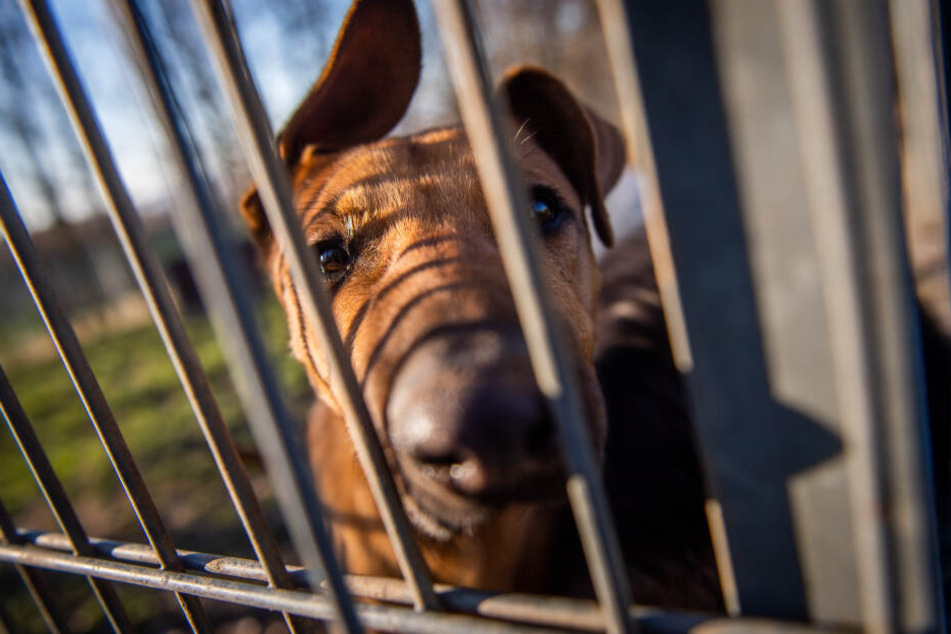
[531,185,569,234]
[316,241,352,278]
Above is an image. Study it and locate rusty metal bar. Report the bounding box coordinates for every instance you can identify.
[0,170,212,634]
[21,528,605,631]
[24,528,610,631]
[183,0,438,612]
[0,362,133,633]
[593,0,693,373]
[16,1,313,631]
[0,534,867,634]
[430,3,633,633]
[0,543,557,634]
[0,501,72,634]
[91,1,362,631]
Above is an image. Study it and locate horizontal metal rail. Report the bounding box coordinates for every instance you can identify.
[183,0,438,612]
[0,543,557,634]
[431,3,633,634]
[0,170,212,633]
[16,2,311,632]
[21,528,614,632]
[0,534,863,634]
[0,361,133,632]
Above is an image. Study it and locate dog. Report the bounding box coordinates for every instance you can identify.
[239,0,726,612]
[237,0,951,617]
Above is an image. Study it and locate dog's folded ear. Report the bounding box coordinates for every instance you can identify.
[241,0,422,254]
[500,67,626,247]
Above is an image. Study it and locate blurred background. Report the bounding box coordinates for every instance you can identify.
[0,0,621,631]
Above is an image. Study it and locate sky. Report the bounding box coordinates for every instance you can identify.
[0,0,612,230]
[0,0,356,227]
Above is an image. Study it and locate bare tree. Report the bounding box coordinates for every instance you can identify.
[0,0,111,312]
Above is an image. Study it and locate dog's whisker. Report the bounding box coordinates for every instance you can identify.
[519,128,540,146]
[513,118,532,145]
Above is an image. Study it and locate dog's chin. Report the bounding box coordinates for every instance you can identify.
[398,468,568,542]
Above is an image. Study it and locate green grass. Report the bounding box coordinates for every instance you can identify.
[0,295,312,632]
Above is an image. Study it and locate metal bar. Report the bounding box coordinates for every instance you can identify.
[430,3,633,633]
[778,2,944,633]
[618,0,842,620]
[21,529,308,584]
[16,1,312,631]
[0,540,863,634]
[890,0,951,282]
[184,0,438,612]
[0,544,559,634]
[97,1,362,631]
[0,171,212,634]
[19,528,623,632]
[0,502,72,634]
[24,528,611,631]
[0,362,134,633]
[593,0,693,372]
[773,6,894,631]
[707,0,862,622]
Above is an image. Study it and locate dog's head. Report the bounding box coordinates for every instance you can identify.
[242,0,625,538]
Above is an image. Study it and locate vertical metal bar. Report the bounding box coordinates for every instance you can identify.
[890,0,951,268]
[832,3,943,632]
[0,499,72,634]
[777,2,943,633]
[182,0,438,612]
[593,0,693,372]
[91,1,363,631]
[15,1,313,631]
[0,361,134,633]
[618,0,852,620]
[0,172,212,634]
[431,3,633,633]
[777,6,894,628]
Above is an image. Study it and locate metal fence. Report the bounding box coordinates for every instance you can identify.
[0,0,946,633]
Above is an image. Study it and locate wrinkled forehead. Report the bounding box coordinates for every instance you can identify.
[293,128,483,234]
[290,126,581,241]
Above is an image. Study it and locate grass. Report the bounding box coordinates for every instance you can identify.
[0,294,313,632]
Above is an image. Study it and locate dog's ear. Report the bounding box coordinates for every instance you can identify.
[278,0,422,163]
[500,67,626,247]
[241,0,422,254]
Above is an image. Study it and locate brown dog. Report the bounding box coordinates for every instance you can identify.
[240,0,720,609]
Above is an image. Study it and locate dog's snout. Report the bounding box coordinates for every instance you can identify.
[403,380,554,496]
[388,339,562,501]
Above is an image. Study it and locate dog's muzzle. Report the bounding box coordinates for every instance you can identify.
[386,331,566,533]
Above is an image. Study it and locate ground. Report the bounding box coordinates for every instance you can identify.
[0,294,311,633]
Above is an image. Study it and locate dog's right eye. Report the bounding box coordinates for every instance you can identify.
[316,241,352,278]
[530,185,570,235]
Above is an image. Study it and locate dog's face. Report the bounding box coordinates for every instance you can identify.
[242,0,624,538]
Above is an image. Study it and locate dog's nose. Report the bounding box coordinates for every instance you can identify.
[403,380,554,496]
[388,343,561,499]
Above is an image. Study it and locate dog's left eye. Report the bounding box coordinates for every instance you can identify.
[531,185,569,234]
